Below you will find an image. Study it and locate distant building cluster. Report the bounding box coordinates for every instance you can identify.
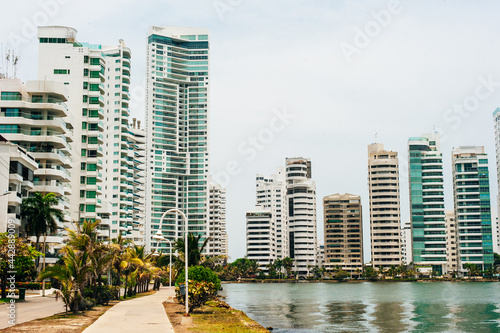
[246,134,498,277]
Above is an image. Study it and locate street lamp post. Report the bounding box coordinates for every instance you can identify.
[153,230,172,290]
[159,208,189,316]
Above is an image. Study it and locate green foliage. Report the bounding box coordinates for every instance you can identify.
[335,270,350,280]
[363,267,379,280]
[174,234,210,268]
[84,285,117,305]
[176,265,221,291]
[176,280,217,312]
[494,252,500,266]
[82,297,96,310]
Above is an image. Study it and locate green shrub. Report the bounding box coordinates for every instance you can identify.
[176,266,221,291]
[176,280,217,312]
[82,297,96,310]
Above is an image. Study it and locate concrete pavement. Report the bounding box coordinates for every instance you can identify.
[0,293,66,329]
[83,287,175,333]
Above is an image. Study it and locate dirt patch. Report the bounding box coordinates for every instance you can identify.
[0,301,118,333]
[163,301,190,333]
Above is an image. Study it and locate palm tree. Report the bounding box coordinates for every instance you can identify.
[111,235,131,298]
[282,257,293,277]
[174,234,210,268]
[21,192,63,265]
[39,246,90,314]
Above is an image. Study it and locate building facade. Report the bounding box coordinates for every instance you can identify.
[208,181,228,258]
[0,137,38,234]
[246,208,274,272]
[323,193,363,276]
[408,134,447,275]
[286,157,317,277]
[401,222,412,265]
[368,143,402,269]
[256,167,288,259]
[145,26,210,253]
[452,146,494,272]
[0,78,71,239]
[37,26,144,243]
[445,210,459,274]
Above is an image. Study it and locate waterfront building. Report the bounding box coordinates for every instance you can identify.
[0,137,37,234]
[323,193,364,276]
[256,167,288,259]
[452,146,494,272]
[367,143,402,269]
[145,26,210,253]
[401,222,412,265]
[0,78,71,242]
[493,107,500,254]
[208,181,228,258]
[317,244,325,268]
[445,210,459,274]
[37,26,144,243]
[246,208,274,272]
[286,157,317,277]
[408,134,447,275]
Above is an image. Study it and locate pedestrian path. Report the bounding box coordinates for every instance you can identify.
[83,287,175,333]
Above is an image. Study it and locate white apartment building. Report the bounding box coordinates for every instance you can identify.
[401,222,412,265]
[145,26,210,253]
[452,146,494,272]
[445,210,459,274]
[368,143,402,269]
[0,79,71,240]
[286,157,317,277]
[128,120,146,245]
[246,208,274,272]
[256,167,288,259]
[0,137,37,234]
[492,107,500,254]
[37,26,144,243]
[408,134,447,275]
[208,181,228,258]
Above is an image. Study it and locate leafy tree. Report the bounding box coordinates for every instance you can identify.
[363,266,378,280]
[494,252,500,266]
[0,233,40,299]
[20,192,63,265]
[176,266,221,312]
[335,270,350,280]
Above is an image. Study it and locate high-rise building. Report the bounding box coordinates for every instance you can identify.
[401,222,412,265]
[0,78,71,239]
[246,208,274,272]
[492,107,500,254]
[452,146,494,272]
[445,210,459,274]
[323,193,363,276]
[37,26,144,243]
[286,157,317,277]
[256,167,288,259]
[0,137,38,234]
[368,143,402,269]
[408,134,447,275]
[208,181,227,258]
[145,26,210,253]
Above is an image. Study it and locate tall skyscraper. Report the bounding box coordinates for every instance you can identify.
[38,26,144,243]
[246,208,275,272]
[492,107,500,254]
[286,157,317,277]
[408,134,447,275]
[452,146,494,272]
[323,193,363,277]
[145,26,210,253]
[368,143,402,269]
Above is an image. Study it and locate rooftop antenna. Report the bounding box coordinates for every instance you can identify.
[374,131,378,143]
[0,46,20,79]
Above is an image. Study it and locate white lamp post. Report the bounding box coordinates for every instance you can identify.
[158,208,189,316]
[153,229,172,290]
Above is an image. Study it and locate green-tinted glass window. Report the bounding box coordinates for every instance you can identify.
[1,92,21,101]
[88,137,98,144]
[86,177,97,185]
[86,204,96,212]
[87,164,97,171]
[86,191,96,199]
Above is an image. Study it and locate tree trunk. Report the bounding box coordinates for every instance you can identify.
[1,272,7,299]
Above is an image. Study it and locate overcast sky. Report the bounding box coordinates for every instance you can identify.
[1,0,499,262]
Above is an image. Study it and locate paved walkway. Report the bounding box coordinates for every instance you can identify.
[0,294,66,329]
[83,287,175,333]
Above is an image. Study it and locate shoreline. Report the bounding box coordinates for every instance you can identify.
[221,278,500,284]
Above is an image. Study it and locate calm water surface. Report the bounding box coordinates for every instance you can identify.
[221,282,500,332]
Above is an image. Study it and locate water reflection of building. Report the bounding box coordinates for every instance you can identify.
[371,302,406,332]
